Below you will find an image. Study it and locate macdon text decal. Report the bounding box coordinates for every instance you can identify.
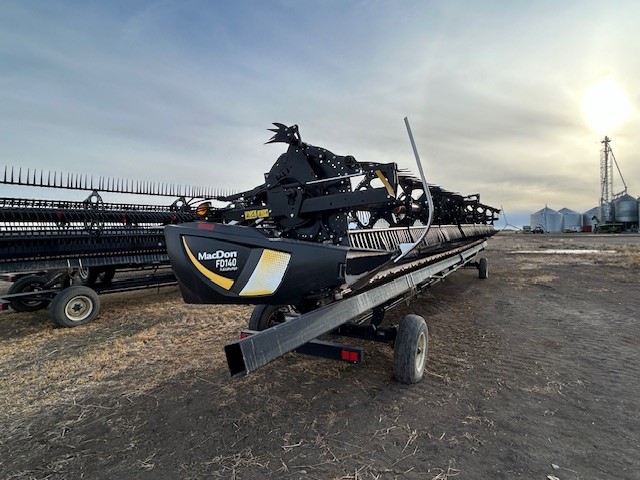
[198,250,238,272]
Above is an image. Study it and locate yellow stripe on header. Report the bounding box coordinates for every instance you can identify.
[181,237,234,290]
[375,170,395,197]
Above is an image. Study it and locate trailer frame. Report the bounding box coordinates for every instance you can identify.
[0,267,177,326]
[224,239,489,383]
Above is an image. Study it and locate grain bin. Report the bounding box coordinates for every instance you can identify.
[558,208,582,231]
[582,206,601,229]
[613,194,639,223]
[530,207,562,233]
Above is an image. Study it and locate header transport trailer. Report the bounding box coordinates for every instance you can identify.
[0,168,227,326]
[165,121,499,384]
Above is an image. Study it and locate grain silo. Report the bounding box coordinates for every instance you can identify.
[582,206,601,231]
[530,206,562,233]
[558,208,582,231]
[613,194,639,227]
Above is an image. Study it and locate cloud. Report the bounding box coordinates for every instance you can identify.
[1,1,639,225]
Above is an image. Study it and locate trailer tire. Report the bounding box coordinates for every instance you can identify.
[8,275,51,312]
[249,304,289,331]
[394,314,429,384]
[478,257,488,279]
[77,267,100,286]
[78,266,116,285]
[49,286,100,327]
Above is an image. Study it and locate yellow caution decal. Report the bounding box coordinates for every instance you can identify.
[181,237,234,290]
[244,208,270,220]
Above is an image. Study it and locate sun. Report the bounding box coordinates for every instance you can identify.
[581,80,632,133]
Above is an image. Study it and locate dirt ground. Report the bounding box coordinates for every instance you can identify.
[1,232,639,480]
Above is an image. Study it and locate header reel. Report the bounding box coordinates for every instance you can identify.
[200,123,496,245]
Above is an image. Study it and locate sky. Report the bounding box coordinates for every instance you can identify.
[1,0,639,227]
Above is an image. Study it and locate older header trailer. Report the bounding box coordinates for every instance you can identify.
[0,169,225,326]
[165,121,499,383]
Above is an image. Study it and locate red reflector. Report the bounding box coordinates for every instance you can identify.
[341,349,359,362]
[196,222,215,231]
[239,332,249,339]
[0,303,7,311]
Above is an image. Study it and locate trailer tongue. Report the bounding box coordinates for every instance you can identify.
[165,122,499,383]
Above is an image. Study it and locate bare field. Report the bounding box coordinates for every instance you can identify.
[1,233,639,479]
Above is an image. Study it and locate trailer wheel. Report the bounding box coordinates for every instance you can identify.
[394,314,429,384]
[249,304,290,331]
[7,275,51,312]
[77,266,100,286]
[78,266,116,285]
[49,286,100,327]
[478,257,488,279]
